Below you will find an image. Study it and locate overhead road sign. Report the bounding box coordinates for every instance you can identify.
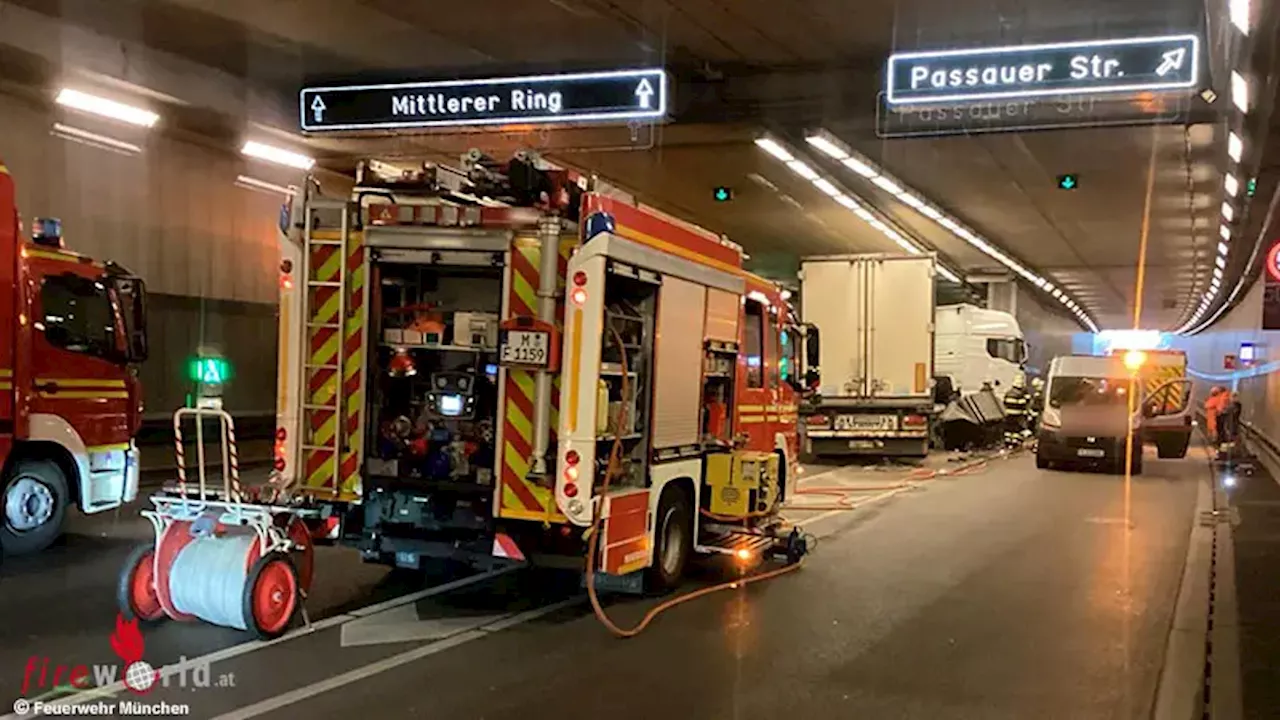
[886,34,1200,106]
[300,68,668,132]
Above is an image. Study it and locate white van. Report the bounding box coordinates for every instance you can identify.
[1036,355,1143,474]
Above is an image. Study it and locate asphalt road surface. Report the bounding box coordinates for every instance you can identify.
[0,447,1203,719]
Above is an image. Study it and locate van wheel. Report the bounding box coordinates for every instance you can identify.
[645,487,691,592]
[2,459,70,556]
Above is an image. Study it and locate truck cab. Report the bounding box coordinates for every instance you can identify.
[0,160,148,555]
[934,303,1027,403]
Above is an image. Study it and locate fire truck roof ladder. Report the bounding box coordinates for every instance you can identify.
[299,193,353,495]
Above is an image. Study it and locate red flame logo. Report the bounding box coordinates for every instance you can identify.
[110,613,146,664]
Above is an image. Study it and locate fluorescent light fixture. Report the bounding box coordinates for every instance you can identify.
[833,194,859,210]
[1232,71,1249,113]
[804,135,849,159]
[1214,267,1224,279]
[1052,288,1063,299]
[55,88,159,128]
[841,157,878,178]
[50,123,142,156]
[786,160,819,180]
[1220,225,1232,240]
[854,207,875,222]
[1228,132,1244,162]
[936,264,961,283]
[871,176,904,195]
[813,178,840,196]
[1225,174,1239,197]
[1231,0,1251,34]
[919,205,943,220]
[1216,255,1227,269]
[235,175,298,196]
[1219,242,1230,256]
[755,137,794,162]
[242,141,315,170]
[1222,202,1235,222]
[898,193,926,209]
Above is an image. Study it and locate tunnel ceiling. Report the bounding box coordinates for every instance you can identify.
[0,0,1240,330]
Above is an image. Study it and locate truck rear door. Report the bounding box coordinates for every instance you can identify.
[867,256,934,399]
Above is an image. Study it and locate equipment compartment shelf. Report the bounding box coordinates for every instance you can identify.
[379,343,498,354]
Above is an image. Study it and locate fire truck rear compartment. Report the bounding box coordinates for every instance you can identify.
[357,256,505,567]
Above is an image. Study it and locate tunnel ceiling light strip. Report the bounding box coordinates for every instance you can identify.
[50,123,142,155]
[1231,0,1251,34]
[1231,72,1250,113]
[242,141,315,170]
[1220,224,1232,240]
[758,136,972,277]
[803,129,1099,333]
[235,175,298,196]
[1225,174,1239,197]
[1221,202,1235,222]
[55,88,159,128]
[1228,132,1244,162]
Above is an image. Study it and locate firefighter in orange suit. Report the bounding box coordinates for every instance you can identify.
[1204,386,1229,445]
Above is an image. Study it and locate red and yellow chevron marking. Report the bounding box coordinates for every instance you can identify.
[302,233,365,500]
[497,236,575,522]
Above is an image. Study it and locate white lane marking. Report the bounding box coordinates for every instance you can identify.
[7,565,517,718]
[212,597,583,720]
[341,607,510,647]
[795,485,916,528]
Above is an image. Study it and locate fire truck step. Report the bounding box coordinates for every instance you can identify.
[695,532,777,556]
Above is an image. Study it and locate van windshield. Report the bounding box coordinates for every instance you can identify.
[1048,376,1132,408]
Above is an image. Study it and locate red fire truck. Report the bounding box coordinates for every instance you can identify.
[117,156,814,637]
[0,159,149,555]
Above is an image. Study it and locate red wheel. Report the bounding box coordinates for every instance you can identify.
[242,552,298,640]
[153,521,198,622]
[274,515,315,594]
[116,544,165,624]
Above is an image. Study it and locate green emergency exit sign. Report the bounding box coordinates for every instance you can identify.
[1056,174,1079,190]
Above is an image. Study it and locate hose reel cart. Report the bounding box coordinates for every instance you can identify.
[116,408,315,639]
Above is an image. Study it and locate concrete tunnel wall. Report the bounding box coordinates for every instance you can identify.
[1171,276,1280,448]
[0,89,288,423]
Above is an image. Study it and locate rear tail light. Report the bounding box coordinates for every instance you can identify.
[806,414,831,429]
[903,414,928,428]
[563,482,579,498]
[565,449,580,466]
[570,286,588,306]
[572,271,588,287]
[273,457,286,472]
[276,427,287,442]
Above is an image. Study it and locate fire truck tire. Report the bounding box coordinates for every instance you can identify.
[1,458,69,556]
[646,487,691,592]
[117,544,166,624]
[242,551,300,640]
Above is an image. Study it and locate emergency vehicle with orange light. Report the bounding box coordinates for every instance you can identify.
[1107,347,1193,458]
[115,154,812,638]
[0,159,149,556]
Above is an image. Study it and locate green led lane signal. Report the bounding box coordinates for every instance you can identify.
[188,357,231,385]
[713,186,734,202]
[1248,178,1257,197]
[1057,174,1079,191]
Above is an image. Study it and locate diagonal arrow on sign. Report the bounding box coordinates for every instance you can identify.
[1155,48,1187,77]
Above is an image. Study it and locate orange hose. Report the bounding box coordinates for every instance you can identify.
[585,324,803,639]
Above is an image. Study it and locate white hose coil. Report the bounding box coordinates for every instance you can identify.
[168,533,257,630]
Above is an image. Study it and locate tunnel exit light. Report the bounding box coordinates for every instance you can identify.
[1056,174,1079,190]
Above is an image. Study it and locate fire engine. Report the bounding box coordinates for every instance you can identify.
[0,159,148,556]
[116,154,814,637]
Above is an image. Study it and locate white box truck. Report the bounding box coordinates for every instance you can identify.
[799,254,935,457]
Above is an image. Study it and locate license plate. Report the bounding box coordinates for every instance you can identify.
[835,414,897,431]
[500,330,550,367]
[849,440,879,450]
[1076,448,1106,458]
[394,551,420,569]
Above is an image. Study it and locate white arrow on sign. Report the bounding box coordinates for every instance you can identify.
[635,78,655,109]
[310,95,327,123]
[1155,48,1187,77]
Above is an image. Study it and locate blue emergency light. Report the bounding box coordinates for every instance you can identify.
[30,217,64,248]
